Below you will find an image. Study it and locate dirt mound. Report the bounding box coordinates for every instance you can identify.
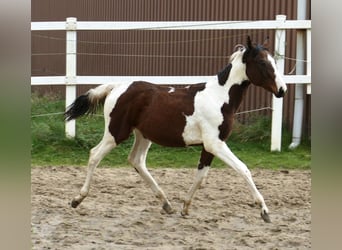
[31,166,311,249]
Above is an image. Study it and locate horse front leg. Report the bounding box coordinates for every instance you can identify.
[181,148,214,216]
[204,140,271,223]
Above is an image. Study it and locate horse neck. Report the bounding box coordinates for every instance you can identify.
[216,54,250,114]
[227,80,250,114]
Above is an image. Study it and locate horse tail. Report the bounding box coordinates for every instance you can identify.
[64,84,115,121]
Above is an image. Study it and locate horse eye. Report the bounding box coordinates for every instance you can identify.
[257,61,273,77]
[257,60,268,67]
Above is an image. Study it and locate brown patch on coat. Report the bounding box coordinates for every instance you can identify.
[109,81,206,147]
[197,148,214,169]
[244,47,278,95]
[218,80,250,141]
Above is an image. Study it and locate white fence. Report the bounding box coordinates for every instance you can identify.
[31,15,311,151]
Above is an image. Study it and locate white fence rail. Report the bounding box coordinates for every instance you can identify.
[31,15,311,151]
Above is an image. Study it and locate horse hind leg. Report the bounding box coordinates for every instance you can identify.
[71,133,116,208]
[128,130,173,214]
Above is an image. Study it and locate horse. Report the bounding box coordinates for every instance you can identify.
[65,36,287,223]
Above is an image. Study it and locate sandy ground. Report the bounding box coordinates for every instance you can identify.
[31,166,311,249]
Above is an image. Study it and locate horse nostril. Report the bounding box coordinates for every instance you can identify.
[276,87,286,98]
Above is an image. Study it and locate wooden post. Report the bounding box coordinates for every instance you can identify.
[271,15,286,151]
[65,17,77,138]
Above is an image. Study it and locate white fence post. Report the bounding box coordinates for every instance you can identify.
[65,17,77,138]
[271,15,286,151]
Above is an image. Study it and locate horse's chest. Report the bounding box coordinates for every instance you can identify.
[182,93,228,145]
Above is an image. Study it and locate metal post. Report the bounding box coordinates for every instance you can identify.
[306,29,311,94]
[65,17,77,138]
[289,0,307,149]
[271,15,286,151]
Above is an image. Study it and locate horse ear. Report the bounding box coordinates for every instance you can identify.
[247,36,253,50]
[243,36,253,63]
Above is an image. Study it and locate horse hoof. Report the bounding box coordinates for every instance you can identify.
[180,211,189,217]
[162,202,174,214]
[71,199,80,208]
[261,211,271,223]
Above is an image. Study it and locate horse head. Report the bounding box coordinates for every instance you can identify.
[242,36,287,98]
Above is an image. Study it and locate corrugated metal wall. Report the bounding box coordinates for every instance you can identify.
[31,0,311,135]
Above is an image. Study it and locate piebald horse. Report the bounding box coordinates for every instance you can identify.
[65,37,287,223]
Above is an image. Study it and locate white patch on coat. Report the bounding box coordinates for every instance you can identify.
[102,83,132,142]
[267,54,287,93]
[168,87,175,93]
[88,84,114,103]
[182,50,248,145]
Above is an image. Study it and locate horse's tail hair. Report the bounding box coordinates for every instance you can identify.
[64,84,115,121]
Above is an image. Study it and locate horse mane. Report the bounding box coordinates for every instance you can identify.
[233,44,245,52]
[229,46,245,63]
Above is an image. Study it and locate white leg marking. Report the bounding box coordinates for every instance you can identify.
[181,166,210,216]
[201,167,210,187]
[71,132,116,207]
[128,130,173,214]
[204,140,269,218]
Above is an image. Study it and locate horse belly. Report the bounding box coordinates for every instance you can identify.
[137,123,188,147]
[133,108,186,147]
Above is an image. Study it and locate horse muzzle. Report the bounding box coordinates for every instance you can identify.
[275,87,286,98]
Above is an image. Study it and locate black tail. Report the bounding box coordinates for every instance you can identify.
[64,84,114,121]
[64,94,94,121]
